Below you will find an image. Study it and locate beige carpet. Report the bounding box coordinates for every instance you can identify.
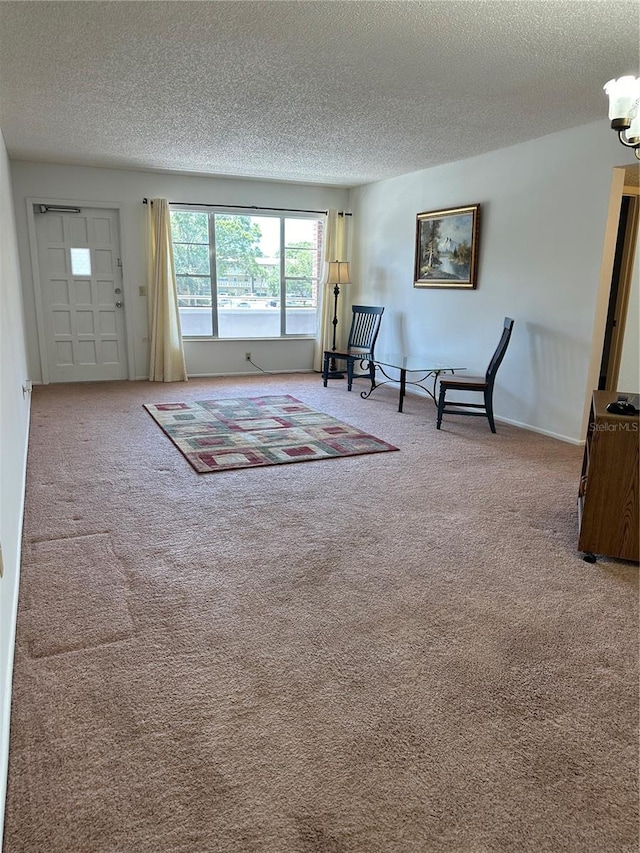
[4,374,638,853]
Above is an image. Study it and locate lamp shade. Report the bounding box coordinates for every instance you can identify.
[326,261,351,285]
[604,76,640,125]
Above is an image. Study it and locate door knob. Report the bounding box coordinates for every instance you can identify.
[115,301,123,308]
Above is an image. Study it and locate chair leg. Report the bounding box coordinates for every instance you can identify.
[437,384,446,429]
[347,358,354,391]
[485,388,496,433]
[323,353,329,387]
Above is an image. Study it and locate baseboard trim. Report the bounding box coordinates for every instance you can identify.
[401,385,584,445]
[493,414,584,446]
[185,369,315,379]
[0,399,31,846]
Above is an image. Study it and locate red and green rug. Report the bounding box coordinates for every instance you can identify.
[143,394,398,473]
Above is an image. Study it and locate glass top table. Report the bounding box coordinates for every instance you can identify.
[361,352,466,412]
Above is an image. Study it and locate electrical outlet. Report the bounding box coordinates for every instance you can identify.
[245,352,251,361]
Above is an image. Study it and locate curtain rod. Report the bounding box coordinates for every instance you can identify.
[142,198,351,216]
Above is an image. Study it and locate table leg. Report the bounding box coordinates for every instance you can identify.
[432,370,439,401]
[399,368,406,412]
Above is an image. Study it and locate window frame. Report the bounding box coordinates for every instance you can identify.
[170,205,323,340]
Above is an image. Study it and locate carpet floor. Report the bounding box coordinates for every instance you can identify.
[4,373,638,853]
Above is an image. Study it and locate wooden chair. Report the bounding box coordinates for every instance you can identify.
[436,317,514,433]
[323,305,384,391]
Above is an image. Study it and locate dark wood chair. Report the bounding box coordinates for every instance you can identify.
[323,305,384,391]
[436,317,514,433]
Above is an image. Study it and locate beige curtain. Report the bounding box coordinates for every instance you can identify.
[147,198,188,382]
[313,209,349,372]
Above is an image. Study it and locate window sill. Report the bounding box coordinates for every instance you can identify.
[182,335,315,342]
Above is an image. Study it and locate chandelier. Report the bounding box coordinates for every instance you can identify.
[603,76,640,160]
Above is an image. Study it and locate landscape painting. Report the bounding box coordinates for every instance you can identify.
[414,204,480,289]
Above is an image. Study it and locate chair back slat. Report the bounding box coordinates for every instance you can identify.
[347,305,384,353]
[485,317,514,383]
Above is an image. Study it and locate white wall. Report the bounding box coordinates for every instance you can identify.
[0,130,31,847]
[348,121,635,443]
[10,162,349,382]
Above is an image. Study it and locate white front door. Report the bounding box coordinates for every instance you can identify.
[34,206,128,382]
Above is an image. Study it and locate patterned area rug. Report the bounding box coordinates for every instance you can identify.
[143,395,399,473]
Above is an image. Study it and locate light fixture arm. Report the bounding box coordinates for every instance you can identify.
[617,130,640,159]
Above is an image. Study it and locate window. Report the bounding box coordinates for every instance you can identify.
[70,247,91,276]
[170,209,324,338]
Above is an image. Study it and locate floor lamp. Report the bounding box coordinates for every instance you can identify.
[326,260,351,379]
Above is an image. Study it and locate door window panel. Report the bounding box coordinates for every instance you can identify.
[70,247,91,276]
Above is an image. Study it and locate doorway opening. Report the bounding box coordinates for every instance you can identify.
[598,192,639,390]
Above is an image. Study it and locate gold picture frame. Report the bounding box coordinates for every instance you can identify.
[414,203,480,289]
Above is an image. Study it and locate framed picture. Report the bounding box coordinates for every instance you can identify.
[414,203,480,289]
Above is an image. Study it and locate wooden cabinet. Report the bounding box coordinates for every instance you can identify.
[578,391,639,562]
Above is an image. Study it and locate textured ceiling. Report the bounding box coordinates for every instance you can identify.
[0,1,638,187]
